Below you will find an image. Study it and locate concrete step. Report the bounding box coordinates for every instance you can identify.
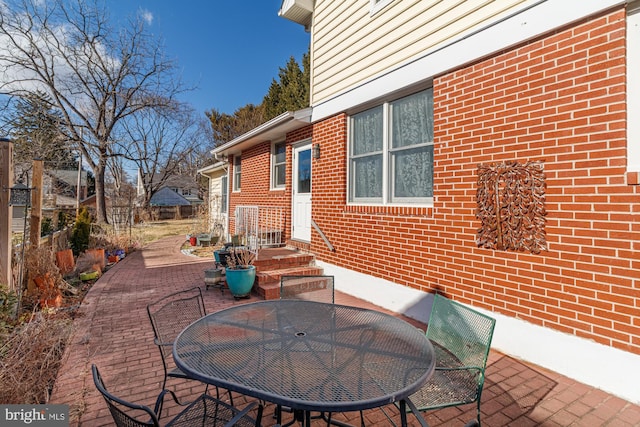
[256,266,324,300]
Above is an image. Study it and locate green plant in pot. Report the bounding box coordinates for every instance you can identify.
[224,248,256,299]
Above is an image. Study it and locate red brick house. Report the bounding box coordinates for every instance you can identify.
[212,0,640,403]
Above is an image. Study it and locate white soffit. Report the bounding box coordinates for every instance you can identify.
[279,0,314,27]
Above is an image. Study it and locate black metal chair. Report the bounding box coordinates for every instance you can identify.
[146,286,230,404]
[280,275,335,303]
[92,364,259,427]
[407,294,496,427]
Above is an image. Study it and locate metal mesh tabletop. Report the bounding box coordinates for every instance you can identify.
[173,300,435,413]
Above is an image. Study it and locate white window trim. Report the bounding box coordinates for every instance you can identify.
[628,2,640,172]
[347,91,434,208]
[220,174,228,214]
[232,155,241,192]
[271,140,287,190]
[370,0,394,16]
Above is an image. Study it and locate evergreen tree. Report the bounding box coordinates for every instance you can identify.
[206,104,265,147]
[205,50,309,146]
[262,52,310,120]
[7,92,76,169]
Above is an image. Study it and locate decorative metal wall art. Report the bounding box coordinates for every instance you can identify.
[476,161,547,253]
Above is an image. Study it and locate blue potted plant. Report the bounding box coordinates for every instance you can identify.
[224,248,256,299]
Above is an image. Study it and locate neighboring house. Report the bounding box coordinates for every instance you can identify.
[213,0,640,403]
[197,161,229,239]
[80,194,111,211]
[44,169,88,202]
[136,171,203,207]
[10,182,29,233]
[147,187,191,207]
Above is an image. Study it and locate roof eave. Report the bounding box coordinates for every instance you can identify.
[197,161,226,176]
[278,0,313,29]
[212,107,312,157]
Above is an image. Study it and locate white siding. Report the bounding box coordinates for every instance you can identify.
[311,0,532,105]
[311,0,624,121]
[203,168,229,239]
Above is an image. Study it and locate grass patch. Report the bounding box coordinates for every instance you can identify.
[136,219,194,245]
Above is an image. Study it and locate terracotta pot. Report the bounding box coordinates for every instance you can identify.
[33,273,62,308]
[85,248,106,270]
[33,272,55,290]
[41,293,63,308]
[55,249,75,275]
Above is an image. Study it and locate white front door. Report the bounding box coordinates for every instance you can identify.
[292,143,312,242]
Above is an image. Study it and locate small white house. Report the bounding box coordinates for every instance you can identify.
[197,161,229,240]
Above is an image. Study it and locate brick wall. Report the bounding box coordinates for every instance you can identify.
[228,142,291,240]
[308,8,640,354]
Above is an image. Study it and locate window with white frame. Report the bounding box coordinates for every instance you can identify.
[348,88,434,205]
[221,174,228,213]
[233,155,241,192]
[272,141,286,189]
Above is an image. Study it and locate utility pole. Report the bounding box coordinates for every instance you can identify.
[0,138,13,290]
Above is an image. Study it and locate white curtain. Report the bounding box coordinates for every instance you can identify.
[352,106,383,199]
[391,89,433,198]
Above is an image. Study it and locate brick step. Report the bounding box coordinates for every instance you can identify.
[256,266,324,300]
[254,253,315,271]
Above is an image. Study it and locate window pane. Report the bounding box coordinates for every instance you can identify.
[392,145,433,198]
[275,143,286,163]
[276,164,286,187]
[273,143,286,187]
[221,175,228,212]
[234,156,241,190]
[297,148,311,193]
[353,155,383,199]
[352,106,383,155]
[391,89,433,149]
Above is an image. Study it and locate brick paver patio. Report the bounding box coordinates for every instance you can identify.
[50,236,640,426]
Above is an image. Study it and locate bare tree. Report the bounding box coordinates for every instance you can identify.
[115,100,201,208]
[0,0,187,223]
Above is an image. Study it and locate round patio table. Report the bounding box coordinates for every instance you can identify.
[173,300,435,426]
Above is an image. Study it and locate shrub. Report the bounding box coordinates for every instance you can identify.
[70,207,92,256]
[0,312,72,403]
[0,284,18,338]
[57,211,71,230]
[41,217,53,236]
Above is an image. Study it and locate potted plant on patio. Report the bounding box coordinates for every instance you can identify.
[224,248,256,299]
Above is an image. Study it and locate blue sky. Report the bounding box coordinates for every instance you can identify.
[109,1,310,116]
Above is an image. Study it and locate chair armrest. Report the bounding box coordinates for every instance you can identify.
[223,401,258,427]
[405,398,429,427]
[435,365,483,373]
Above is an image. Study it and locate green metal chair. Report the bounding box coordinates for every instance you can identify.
[408,294,496,427]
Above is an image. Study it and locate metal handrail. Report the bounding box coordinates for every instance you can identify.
[235,206,285,256]
[311,219,335,252]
